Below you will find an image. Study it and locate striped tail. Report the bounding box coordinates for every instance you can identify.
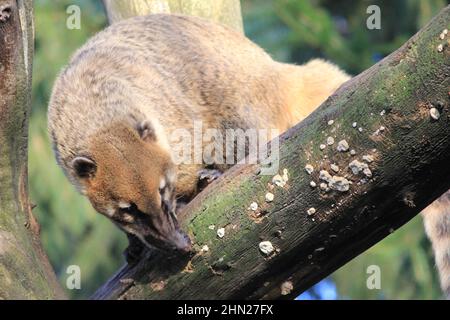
[422,190,450,299]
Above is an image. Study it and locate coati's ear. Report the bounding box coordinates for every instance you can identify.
[137,120,157,142]
[71,156,97,179]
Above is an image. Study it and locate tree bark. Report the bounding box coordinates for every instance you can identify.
[0,0,65,299]
[92,6,450,299]
[102,0,243,33]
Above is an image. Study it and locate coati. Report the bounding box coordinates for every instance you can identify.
[48,14,349,258]
[48,13,449,297]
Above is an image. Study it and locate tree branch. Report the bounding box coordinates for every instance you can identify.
[102,0,243,33]
[92,6,450,300]
[0,0,65,299]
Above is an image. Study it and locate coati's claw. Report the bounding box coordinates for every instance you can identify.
[197,169,223,192]
[198,169,223,184]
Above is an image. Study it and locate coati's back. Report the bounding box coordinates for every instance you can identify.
[51,15,278,167]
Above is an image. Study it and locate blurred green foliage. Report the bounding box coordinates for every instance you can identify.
[243,0,448,74]
[29,0,447,298]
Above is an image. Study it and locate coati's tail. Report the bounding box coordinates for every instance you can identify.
[422,190,450,299]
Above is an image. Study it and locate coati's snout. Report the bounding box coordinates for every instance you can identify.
[70,120,192,253]
[114,200,191,253]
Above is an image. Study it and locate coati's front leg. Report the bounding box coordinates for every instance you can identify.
[123,233,145,264]
[173,167,223,215]
[175,164,223,200]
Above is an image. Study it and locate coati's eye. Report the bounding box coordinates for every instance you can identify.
[117,202,148,223]
[118,202,139,216]
[110,202,138,224]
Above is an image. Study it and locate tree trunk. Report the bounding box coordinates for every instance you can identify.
[92,6,450,299]
[0,0,65,299]
[102,0,243,33]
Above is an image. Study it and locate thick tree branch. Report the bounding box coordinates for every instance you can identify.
[92,6,450,300]
[0,0,65,299]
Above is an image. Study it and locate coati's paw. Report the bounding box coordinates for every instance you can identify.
[198,169,222,183]
[123,235,145,264]
[197,168,223,192]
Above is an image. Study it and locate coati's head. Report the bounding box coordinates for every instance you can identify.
[70,120,191,253]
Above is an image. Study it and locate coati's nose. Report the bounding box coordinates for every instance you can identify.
[169,230,192,253]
